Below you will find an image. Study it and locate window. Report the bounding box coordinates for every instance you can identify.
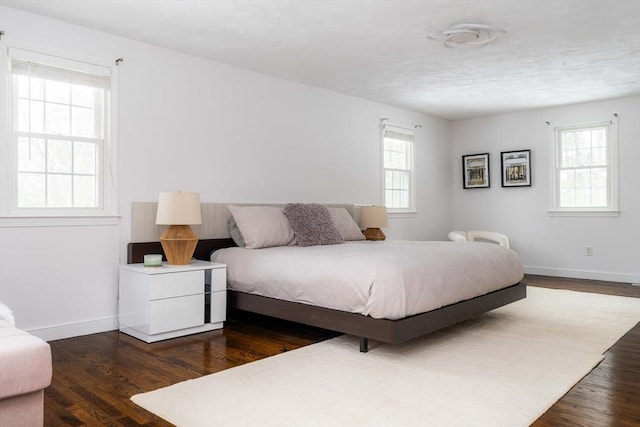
[3,45,116,219]
[551,120,618,215]
[382,123,414,212]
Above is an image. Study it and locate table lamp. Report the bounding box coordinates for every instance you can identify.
[360,206,388,241]
[156,192,202,265]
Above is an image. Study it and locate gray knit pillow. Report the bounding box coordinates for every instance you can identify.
[284,203,344,247]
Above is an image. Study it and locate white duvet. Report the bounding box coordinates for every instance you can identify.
[211,240,524,320]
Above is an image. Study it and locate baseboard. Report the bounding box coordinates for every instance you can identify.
[27,316,118,342]
[523,265,640,284]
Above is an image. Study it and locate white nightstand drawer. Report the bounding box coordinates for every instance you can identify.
[149,294,204,334]
[210,290,227,323]
[149,270,203,300]
[211,268,226,292]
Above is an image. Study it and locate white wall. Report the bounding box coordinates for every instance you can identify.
[0,6,452,340]
[452,96,640,283]
[116,45,453,244]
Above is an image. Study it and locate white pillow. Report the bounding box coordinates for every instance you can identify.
[227,217,246,247]
[228,206,296,249]
[327,207,365,241]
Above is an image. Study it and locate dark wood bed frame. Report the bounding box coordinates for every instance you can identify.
[127,238,526,352]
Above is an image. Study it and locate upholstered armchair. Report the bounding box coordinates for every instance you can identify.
[0,303,52,427]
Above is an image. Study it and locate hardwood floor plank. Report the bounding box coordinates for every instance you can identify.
[44,275,639,426]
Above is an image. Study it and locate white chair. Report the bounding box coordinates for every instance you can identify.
[447,231,467,242]
[466,230,510,249]
[448,230,510,249]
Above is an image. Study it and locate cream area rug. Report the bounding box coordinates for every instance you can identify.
[132,287,640,427]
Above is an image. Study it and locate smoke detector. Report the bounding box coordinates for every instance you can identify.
[428,23,506,50]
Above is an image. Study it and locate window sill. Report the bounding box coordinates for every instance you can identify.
[387,210,417,219]
[547,210,620,218]
[0,215,120,228]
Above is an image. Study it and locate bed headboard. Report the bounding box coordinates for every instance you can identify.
[131,202,361,242]
[128,202,361,264]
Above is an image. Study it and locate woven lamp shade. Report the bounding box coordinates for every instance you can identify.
[156,192,202,265]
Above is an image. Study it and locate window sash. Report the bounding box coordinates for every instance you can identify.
[551,121,617,213]
[7,47,111,215]
[382,124,414,212]
[15,134,103,209]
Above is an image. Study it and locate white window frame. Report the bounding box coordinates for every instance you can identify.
[549,119,619,217]
[381,121,416,214]
[0,38,119,227]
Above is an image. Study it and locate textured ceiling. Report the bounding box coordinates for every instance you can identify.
[1,0,639,120]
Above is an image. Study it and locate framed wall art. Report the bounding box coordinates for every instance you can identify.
[462,153,490,189]
[501,149,531,187]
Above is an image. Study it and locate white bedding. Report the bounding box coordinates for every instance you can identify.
[211,240,524,320]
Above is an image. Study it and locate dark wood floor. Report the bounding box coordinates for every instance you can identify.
[44,275,639,426]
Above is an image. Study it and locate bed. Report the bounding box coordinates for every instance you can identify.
[127,203,525,352]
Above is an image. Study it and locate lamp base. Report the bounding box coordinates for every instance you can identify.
[159,225,198,265]
[363,228,386,241]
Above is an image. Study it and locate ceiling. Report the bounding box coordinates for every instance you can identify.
[1,0,639,120]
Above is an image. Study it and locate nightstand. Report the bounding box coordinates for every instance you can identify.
[118,260,226,342]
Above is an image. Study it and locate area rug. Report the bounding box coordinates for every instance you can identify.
[132,287,639,427]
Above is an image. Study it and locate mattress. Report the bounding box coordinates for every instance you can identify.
[211,240,524,320]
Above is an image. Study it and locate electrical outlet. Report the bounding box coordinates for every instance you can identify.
[585,246,593,256]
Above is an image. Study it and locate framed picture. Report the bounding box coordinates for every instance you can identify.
[501,150,531,187]
[462,153,490,189]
